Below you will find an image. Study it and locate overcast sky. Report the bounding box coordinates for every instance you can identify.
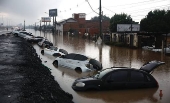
[0,0,169,26]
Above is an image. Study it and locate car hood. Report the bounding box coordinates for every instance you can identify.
[76,77,97,82]
[140,60,165,73]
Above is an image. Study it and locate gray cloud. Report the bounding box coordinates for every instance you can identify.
[0,0,61,25]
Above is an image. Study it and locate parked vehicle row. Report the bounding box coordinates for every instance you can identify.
[37,37,103,72]
[12,30,44,43]
[26,33,165,92]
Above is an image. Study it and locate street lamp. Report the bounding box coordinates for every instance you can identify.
[44,12,50,25]
[38,19,41,30]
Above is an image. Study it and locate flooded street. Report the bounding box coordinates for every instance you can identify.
[28,29,170,103]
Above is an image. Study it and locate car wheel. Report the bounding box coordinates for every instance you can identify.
[45,44,49,48]
[14,33,18,37]
[42,43,45,47]
[53,60,58,68]
[41,50,44,55]
[75,67,82,73]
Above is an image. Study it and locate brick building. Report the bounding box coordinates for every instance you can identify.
[56,13,110,36]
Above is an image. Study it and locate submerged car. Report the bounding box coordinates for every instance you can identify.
[38,38,53,48]
[41,46,68,56]
[53,53,102,72]
[72,60,165,91]
[14,31,33,38]
[25,36,44,43]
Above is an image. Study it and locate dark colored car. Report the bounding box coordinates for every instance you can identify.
[27,36,44,43]
[72,60,165,91]
[38,39,53,48]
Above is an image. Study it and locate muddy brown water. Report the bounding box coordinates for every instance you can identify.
[27,29,170,103]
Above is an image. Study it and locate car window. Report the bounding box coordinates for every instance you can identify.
[44,41,50,44]
[49,47,53,50]
[65,54,76,59]
[74,54,88,61]
[130,71,144,82]
[53,47,58,51]
[108,70,128,82]
[59,49,68,54]
[96,69,113,79]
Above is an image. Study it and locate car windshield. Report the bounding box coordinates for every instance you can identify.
[50,46,58,50]
[94,69,113,79]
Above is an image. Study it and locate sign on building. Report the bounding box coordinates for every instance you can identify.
[117,24,140,32]
[79,13,86,18]
[41,17,51,22]
[49,9,57,17]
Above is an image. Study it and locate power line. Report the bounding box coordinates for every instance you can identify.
[86,8,99,15]
[128,4,170,14]
[102,4,170,15]
[102,6,116,14]
[105,0,168,8]
[85,0,99,15]
[58,1,86,13]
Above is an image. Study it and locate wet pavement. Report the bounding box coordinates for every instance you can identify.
[0,34,74,103]
[21,29,170,103]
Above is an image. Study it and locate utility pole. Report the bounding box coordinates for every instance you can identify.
[24,20,25,30]
[35,22,36,30]
[40,20,41,30]
[131,19,132,33]
[96,0,102,44]
[99,0,102,38]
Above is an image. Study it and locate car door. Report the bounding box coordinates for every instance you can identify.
[73,54,88,68]
[49,47,55,55]
[43,46,50,55]
[103,70,129,90]
[126,70,146,89]
[19,32,24,37]
[62,54,76,69]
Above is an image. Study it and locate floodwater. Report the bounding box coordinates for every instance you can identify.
[27,29,170,103]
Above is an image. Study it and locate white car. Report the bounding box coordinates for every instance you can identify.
[13,31,33,38]
[53,53,102,72]
[38,38,53,47]
[41,46,68,56]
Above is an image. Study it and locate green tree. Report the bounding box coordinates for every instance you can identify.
[109,13,133,32]
[91,15,110,21]
[140,9,170,32]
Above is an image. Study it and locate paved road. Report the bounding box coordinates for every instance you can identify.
[0,30,11,35]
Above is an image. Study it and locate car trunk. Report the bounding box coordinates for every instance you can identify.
[140,60,165,73]
[89,59,102,70]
